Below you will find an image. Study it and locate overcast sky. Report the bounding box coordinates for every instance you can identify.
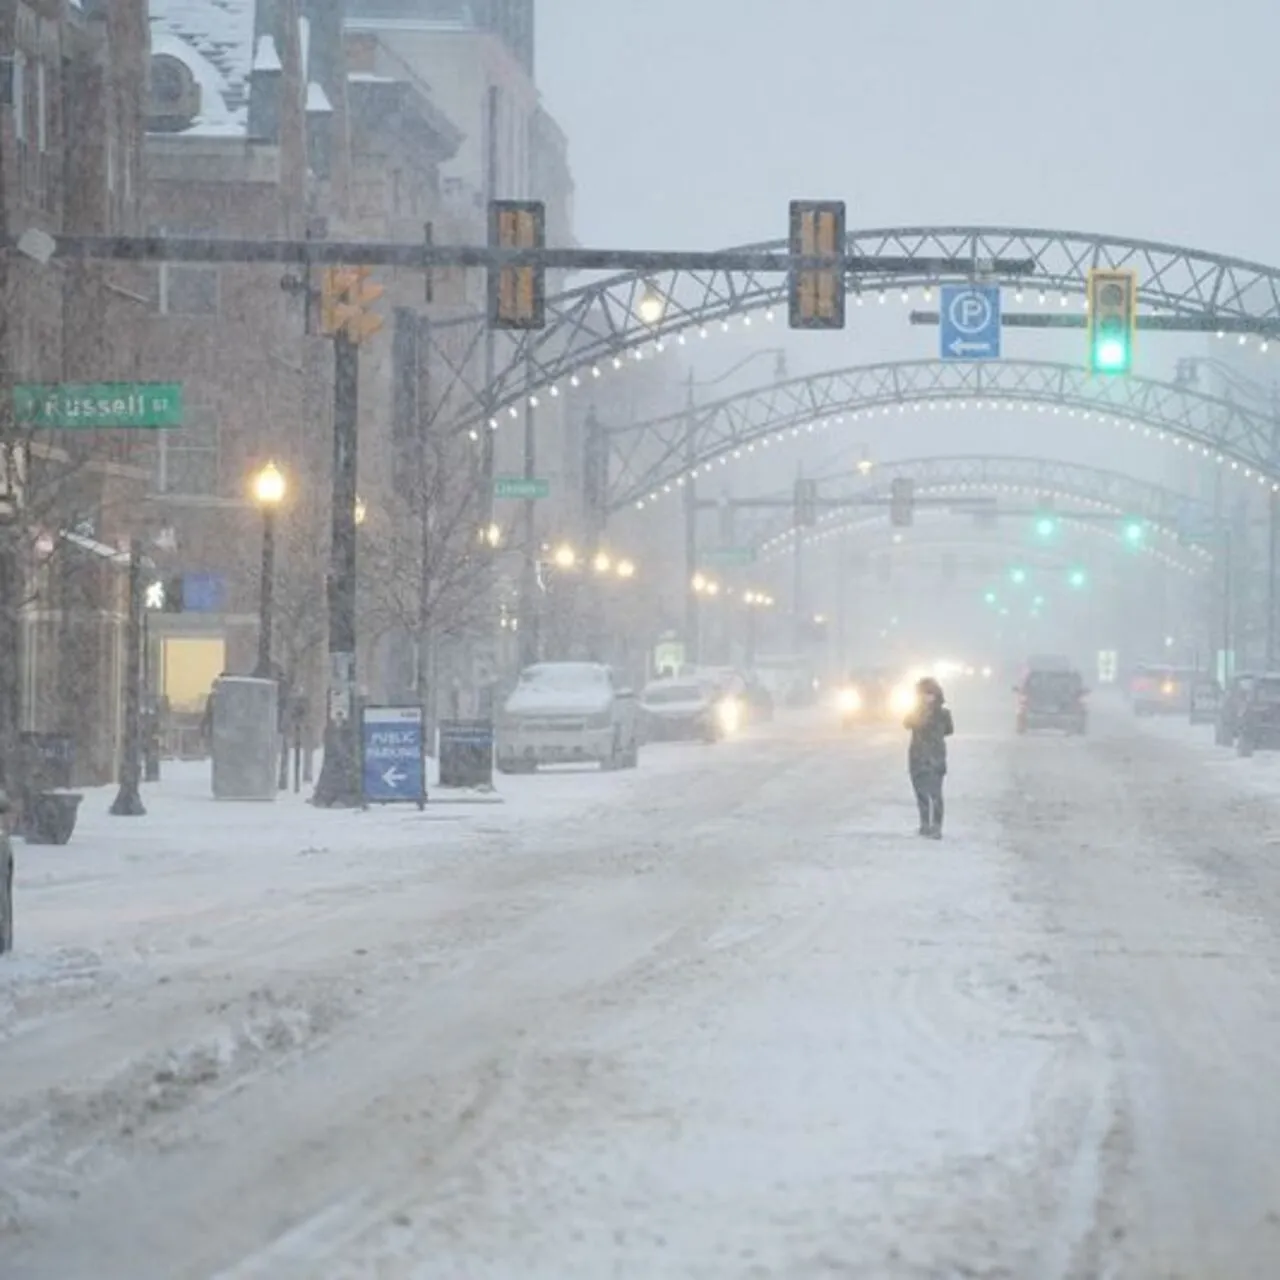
[538,0,1280,261]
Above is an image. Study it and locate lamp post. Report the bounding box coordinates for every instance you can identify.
[251,461,286,678]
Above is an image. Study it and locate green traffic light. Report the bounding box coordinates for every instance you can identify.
[1010,566,1027,585]
[983,590,997,605]
[1124,521,1144,544]
[1094,337,1129,372]
[1035,516,1056,538]
[1068,568,1087,588]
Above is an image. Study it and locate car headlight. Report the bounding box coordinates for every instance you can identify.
[890,685,917,716]
[837,687,862,713]
[716,696,743,735]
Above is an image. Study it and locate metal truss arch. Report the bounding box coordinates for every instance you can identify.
[433,227,1280,432]
[738,454,1216,553]
[609,359,1280,512]
[754,508,1209,579]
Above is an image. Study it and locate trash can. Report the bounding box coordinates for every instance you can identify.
[18,732,83,845]
[211,677,279,801]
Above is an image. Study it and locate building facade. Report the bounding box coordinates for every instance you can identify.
[1,0,150,784]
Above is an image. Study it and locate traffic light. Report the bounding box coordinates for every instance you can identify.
[983,589,998,606]
[793,477,818,526]
[1086,268,1136,375]
[1124,519,1145,545]
[1035,515,1057,538]
[890,476,914,527]
[788,200,845,330]
[320,266,384,343]
[1010,566,1027,585]
[488,199,546,330]
[1068,567,1087,589]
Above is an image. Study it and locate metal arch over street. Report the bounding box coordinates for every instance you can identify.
[608,359,1280,512]
[752,510,1209,578]
[729,455,1218,553]
[431,226,1280,432]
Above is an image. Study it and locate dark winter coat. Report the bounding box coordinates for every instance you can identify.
[905,699,954,777]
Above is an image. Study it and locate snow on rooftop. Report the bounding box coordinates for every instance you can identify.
[305,81,333,114]
[149,0,255,137]
[252,34,282,74]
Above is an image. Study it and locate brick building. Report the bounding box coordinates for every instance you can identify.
[1,0,150,784]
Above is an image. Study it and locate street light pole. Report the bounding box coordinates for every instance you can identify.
[256,507,276,677]
[109,536,146,816]
[314,334,361,808]
[251,460,285,679]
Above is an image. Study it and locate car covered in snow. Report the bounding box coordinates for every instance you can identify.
[495,662,639,773]
[0,788,12,954]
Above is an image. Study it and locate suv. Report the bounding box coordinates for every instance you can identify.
[1216,673,1258,747]
[496,662,639,773]
[1,789,12,954]
[1234,674,1280,757]
[1016,669,1088,735]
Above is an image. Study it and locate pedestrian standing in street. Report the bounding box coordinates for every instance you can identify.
[904,676,954,839]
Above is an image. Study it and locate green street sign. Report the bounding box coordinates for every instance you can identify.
[703,546,756,567]
[494,476,549,500]
[13,382,184,429]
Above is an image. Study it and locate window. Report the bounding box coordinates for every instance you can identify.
[150,224,220,316]
[162,266,219,315]
[12,52,25,142]
[150,407,219,497]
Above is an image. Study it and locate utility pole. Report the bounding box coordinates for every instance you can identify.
[314,331,361,807]
[792,464,805,651]
[1268,387,1280,668]
[518,356,538,668]
[109,537,146,816]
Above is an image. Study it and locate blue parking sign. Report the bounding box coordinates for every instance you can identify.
[361,706,426,807]
[940,284,1001,360]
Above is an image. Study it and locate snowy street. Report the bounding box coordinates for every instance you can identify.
[5,694,1280,1276]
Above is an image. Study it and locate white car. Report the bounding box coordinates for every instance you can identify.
[496,662,639,773]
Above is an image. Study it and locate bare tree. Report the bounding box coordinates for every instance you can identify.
[360,424,520,719]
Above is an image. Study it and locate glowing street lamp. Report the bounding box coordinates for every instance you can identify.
[354,496,368,527]
[553,543,577,570]
[250,460,286,677]
[592,550,612,574]
[615,558,636,579]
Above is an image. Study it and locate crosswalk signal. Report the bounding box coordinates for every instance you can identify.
[890,477,914,527]
[1087,268,1136,375]
[794,477,818,526]
[788,200,845,330]
[489,199,545,330]
[321,266,384,342]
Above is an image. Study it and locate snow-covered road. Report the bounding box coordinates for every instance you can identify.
[4,695,1280,1276]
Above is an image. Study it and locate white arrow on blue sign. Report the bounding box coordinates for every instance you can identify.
[939,284,1002,361]
[361,706,426,806]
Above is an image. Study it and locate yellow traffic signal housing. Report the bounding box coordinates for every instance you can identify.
[789,200,846,330]
[488,199,546,330]
[320,265,384,342]
[1086,267,1136,375]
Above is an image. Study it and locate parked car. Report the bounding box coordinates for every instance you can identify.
[1235,674,1280,757]
[495,662,639,773]
[1,789,12,954]
[639,677,722,743]
[1015,668,1088,735]
[1216,673,1259,747]
[742,677,774,723]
